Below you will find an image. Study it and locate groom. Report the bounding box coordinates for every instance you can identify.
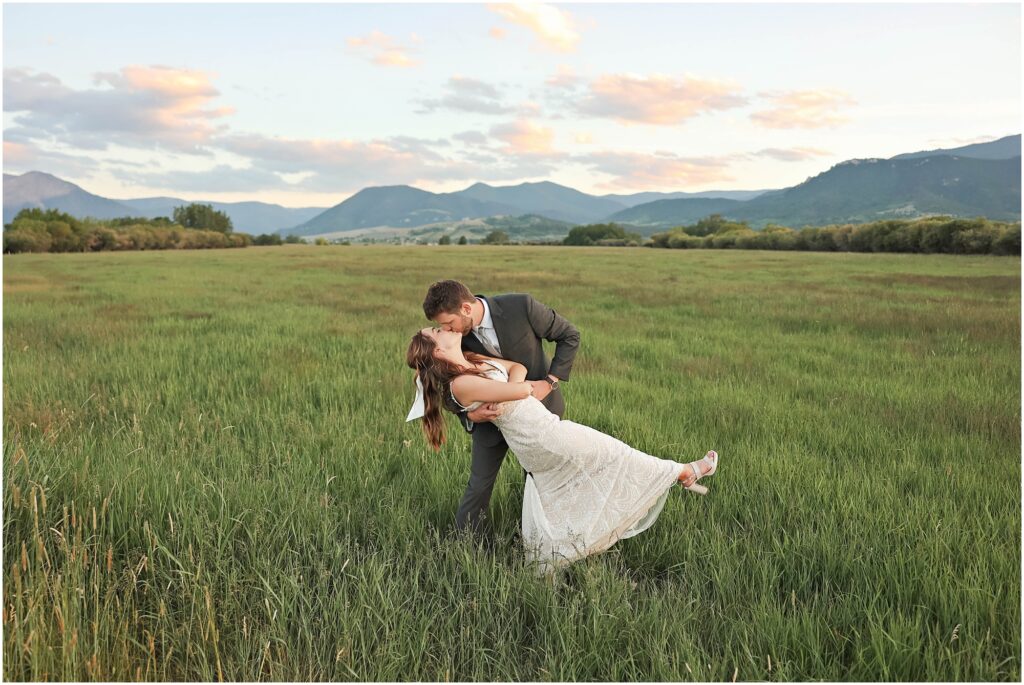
[422,280,580,533]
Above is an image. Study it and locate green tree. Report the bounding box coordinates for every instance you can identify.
[457,235,468,245]
[438,234,452,245]
[563,223,641,246]
[172,204,233,233]
[482,230,509,245]
[683,214,750,237]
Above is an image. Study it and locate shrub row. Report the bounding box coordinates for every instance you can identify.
[2,208,258,253]
[649,216,1021,255]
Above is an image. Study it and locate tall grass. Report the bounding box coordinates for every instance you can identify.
[3,246,1020,680]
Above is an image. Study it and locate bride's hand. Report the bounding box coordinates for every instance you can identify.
[528,380,552,401]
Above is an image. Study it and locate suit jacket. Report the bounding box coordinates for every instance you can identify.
[457,293,580,446]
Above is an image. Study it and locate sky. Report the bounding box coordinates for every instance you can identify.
[2,1,1021,207]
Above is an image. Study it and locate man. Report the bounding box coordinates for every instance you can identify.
[422,279,580,533]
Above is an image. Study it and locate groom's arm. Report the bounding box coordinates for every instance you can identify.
[525,294,580,381]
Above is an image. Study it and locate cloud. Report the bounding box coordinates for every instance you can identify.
[545,64,584,90]
[573,72,748,125]
[489,119,557,156]
[453,130,489,145]
[926,134,1003,146]
[3,66,231,153]
[346,30,421,68]
[487,3,582,52]
[212,132,507,192]
[2,139,105,178]
[750,89,856,129]
[750,146,832,162]
[416,75,516,115]
[576,150,739,190]
[119,165,289,193]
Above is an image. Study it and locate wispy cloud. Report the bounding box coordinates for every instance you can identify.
[577,150,739,190]
[2,140,105,179]
[416,75,516,115]
[573,72,748,125]
[749,146,832,162]
[346,30,421,68]
[4,66,231,153]
[489,119,557,156]
[487,3,582,52]
[545,64,583,90]
[751,88,856,129]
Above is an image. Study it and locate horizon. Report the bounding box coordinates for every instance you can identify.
[3,2,1021,208]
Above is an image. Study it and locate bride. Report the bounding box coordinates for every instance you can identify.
[406,326,720,576]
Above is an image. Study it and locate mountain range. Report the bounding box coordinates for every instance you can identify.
[3,134,1019,237]
[2,173,326,232]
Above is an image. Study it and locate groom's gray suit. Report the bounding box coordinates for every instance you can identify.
[455,293,580,532]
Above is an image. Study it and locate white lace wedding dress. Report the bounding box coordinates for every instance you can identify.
[454,360,690,575]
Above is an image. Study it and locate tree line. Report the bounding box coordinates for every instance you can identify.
[647,214,1021,256]
[2,206,315,253]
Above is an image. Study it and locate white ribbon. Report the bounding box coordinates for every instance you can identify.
[406,373,426,422]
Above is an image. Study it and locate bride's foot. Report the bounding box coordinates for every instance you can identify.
[679,450,718,488]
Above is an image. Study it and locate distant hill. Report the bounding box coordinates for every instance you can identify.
[2,171,326,232]
[607,197,745,233]
[616,136,1021,229]
[891,134,1021,161]
[285,185,522,236]
[286,181,774,236]
[7,133,1019,235]
[117,197,325,234]
[3,171,136,223]
[291,213,575,244]
[599,189,771,208]
[721,154,1021,227]
[456,180,626,223]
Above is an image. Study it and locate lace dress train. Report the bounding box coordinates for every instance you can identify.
[457,361,689,575]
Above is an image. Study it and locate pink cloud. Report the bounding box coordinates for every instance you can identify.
[489,120,557,156]
[751,89,856,129]
[347,30,421,68]
[751,146,832,162]
[4,65,231,153]
[578,150,739,190]
[487,3,582,52]
[576,72,748,125]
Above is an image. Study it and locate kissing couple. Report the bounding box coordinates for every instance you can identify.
[406,280,719,576]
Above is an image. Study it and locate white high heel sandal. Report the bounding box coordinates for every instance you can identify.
[681,450,719,495]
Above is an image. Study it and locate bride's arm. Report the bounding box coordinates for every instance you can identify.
[452,374,533,406]
[475,355,527,383]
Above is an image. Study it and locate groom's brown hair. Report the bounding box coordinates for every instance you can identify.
[423,280,474,319]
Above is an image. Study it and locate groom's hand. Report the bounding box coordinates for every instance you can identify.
[467,403,501,424]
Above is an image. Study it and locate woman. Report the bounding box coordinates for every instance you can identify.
[406,326,719,575]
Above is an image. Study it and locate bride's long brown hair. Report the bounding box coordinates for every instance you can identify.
[406,330,491,451]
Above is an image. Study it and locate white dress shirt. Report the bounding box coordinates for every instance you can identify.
[472,297,502,356]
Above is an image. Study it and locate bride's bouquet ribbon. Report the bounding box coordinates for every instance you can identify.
[406,373,425,422]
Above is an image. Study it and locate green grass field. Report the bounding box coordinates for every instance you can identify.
[3,245,1020,681]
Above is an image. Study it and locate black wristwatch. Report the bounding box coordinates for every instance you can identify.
[545,377,560,391]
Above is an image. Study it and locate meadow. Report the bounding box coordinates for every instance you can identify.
[2,245,1020,681]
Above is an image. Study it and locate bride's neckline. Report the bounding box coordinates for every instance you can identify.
[463,359,503,374]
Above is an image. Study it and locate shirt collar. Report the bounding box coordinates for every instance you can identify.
[475,296,494,331]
